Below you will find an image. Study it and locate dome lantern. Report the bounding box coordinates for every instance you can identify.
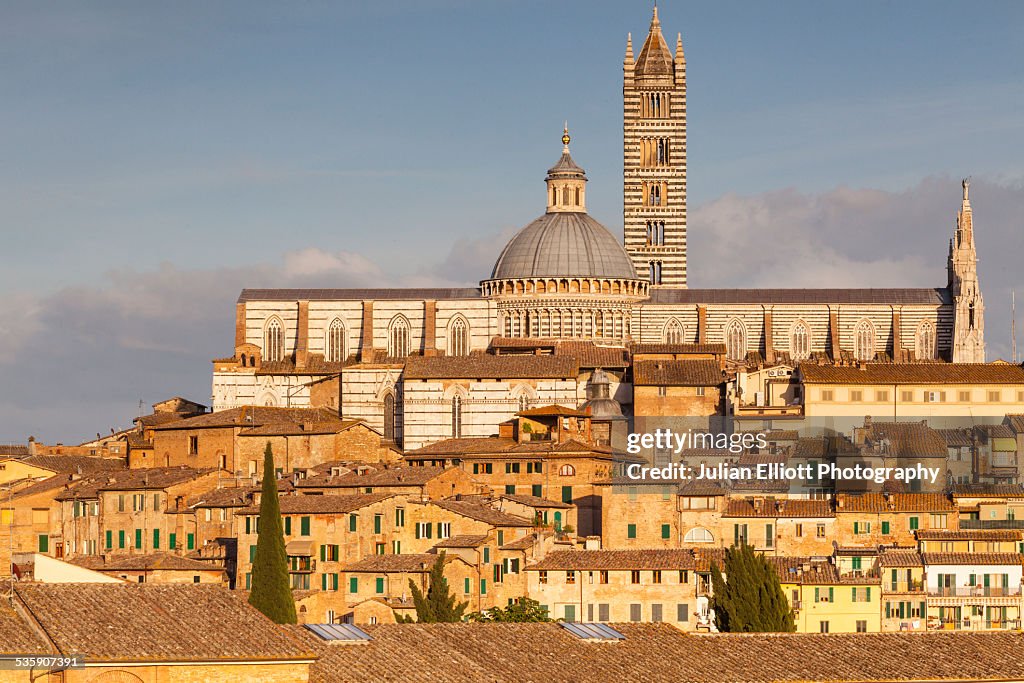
[546,124,587,213]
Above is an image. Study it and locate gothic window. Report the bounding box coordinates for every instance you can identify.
[451,395,463,438]
[264,318,284,363]
[327,318,346,363]
[854,319,875,361]
[790,321,810,360]
[388,316,411,357]
[657,139,668,165]
[650,184,662,206]
[664,319,684,344]
[649,261,663,285]
[726,319,746,361]
[448,317,469,357]
[383,393,396,441]
[519,394,529,412]
[917,321,936,360]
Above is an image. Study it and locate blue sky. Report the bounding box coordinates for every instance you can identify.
[2,1,1023,442]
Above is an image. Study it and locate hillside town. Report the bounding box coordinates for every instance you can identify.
[3,5,1024,683]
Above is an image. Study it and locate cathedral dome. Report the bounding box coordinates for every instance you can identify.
[490,128,638,281]
[490,212,638,280]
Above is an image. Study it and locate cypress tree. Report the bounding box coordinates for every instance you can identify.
[248,442,297,624]
[710,542,795,632]
[405,552,468,623]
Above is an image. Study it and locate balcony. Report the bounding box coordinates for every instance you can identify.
[933,619,1022,631]
[928,586,1021,598]
[884,581,924,593]
[959,519,1024,530]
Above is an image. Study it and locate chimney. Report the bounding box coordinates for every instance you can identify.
[359,300,375,361]
[295,300,310,369]
[422,300,437,356]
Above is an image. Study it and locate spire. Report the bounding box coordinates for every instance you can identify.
[625,33,633,62]
[562,122,570,152]
[676,32,684,61]
[635,5,674,77]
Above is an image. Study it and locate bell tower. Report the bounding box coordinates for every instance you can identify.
[623,6,688,287]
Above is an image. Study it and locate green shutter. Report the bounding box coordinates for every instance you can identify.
[532,484,543,497]
[464,577,470,594]
[187,533,194,550]
[119,530,125,549]
[376,577,385,594]
[561,486,573,504]
[854,522,859,534]
[497,531,504,546]
[910,517,919,530]
[320,544,326,562]
[505,484,516,495]
[349,577,358,594]
[105,530,112,549]
[153,529,160,549]
[284,517,291,535]
[628,524,637,539]
[829,587,834,602]
[415,524,421,539]
[483,547,490,564]
[374,514,382,534]
[322,573,328,591]
[250,545,257,562]
[332,574,339,591]
[301,516,311,536]
[169,533,176,550]
[135,529,142,549]
[852,587,857,601]
[866,587,871,601]
[480,579,487,595]
[882,521,890,535]
[815,587,820,601]
[38,535,49,553]
[661,524,671,539]
[348,515,357,532]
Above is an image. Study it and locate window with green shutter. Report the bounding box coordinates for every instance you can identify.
[105,530,112,549]
[349,577,358,594]
[153,529,160,549]
[322,573,328,591]
[118,530,125,549]
[245,517,251,534]
[169,533,176,550]
[284,517,291,535]
[300,516,311,536]
[374,514,382,534]
[881,521,890,535]
[348,514,357,532]
[134,529,142,549]
[480,579,487,595]
[497,531,504,546]
[395,508,405,527]
[852,556,862,570]
[532,484,542,497]
[332,573,339,591]
[661,524,671,539]
[245,573,251,589]
[483,547,490,564]
[853,522,859,534]
[464,577,470,594]
[627,524,637,539]
[909,517,919,530]
[505,484,516,495]
[250,545,257,562]
[561,486,573,504]
[376,578,384,594]
[187,533,194,550]
[38,535,48,553]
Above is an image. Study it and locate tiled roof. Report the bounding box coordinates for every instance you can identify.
[633,359,723,386]
[528,549,697,571]
[69,552,220,572]
[936,428,973,448]
[404,355,577,380]
[554,341,631,368]
[860,421,948,458]
[794,436,860,457]
[916,529,1023,541]
[1007,414,1024,433]
[239,419,363,436]
[499,493,572,509]
[407,437,609,457]
[631,343,728,356]
[188,485,256,508]
[296,464,453,489]
[12,584,312,663]
[0,444,29,456]
[21,454,125,474]
[500,533,541,551]
[344,553,440,572]
[431,500,534,528]
[647,288,951,305]
[11,474,81,500]
[835,493,954,513]
[767,557,841,585]
[951,483,1024,498]
[152,406,344,430]
[292,621,1024,683]
[921,552,1024,566]
[878,549,924,568]
[432,535,489,549]
[801,363,1024,385]
[976,424,1017,440]
[238,287,481,302]
[517,405,589,418]
[54,466,217,500]
[724,498,834,518]
[255,354,349,375]
[0,601,51,653]
[677,480,729,496]
[237,493,393,516]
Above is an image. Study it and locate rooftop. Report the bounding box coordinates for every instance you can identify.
[801,363,1024,385]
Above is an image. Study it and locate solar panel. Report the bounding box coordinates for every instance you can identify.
[304,623,373,642]
[558,622,626,641]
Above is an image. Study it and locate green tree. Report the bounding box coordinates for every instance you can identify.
[248,443,297,624]
[400,552,468,623]
[467,597,551,623]
[710,542,795,633]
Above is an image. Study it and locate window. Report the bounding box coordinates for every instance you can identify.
[559,464,576,477]
[284,517,292,535]
[664,319,684,344]
[725,319,746,361]
[850,390,863,402]
[856,620,868,633]
[415,522,432,539]
[854,319,875,361]
[816,523,826,538]
[790,321,810,360]
[451,395,463,438]
[930,514,948,529]
[631,571,641,585]
[882,521,890,535]
[658,386,668,397]
[651,604,663,622]
[916,321,936,360]
[695,386,706,396]
[988,390,1002,402]
[264,317,284,362]
[448,317,469,357]
[327,318,346,362]
[876,390,889,402]
[683,526,714,544]
[561,486,573,504]
[395,508,405,527]
[677,604,689,622]
[821,390,834,401]
[959,390,971,402]
[853,521,871,535]
[819,621,830,633]
[388,316,411,357]
[152,529,160,549]
[652,570,662,584]
[349,577,358,594]
[795,524,803,538]
[300,516,311,536]
[437,522,451,539]
[901,390,914,402]
[539,570,548,584]
[188,435,198,455]
[375,577,385,594]
[661,524,671,540]
[909,516,919,531]
[627,523,637,539]
[851,587,872,602]
[630,604,642,622]
[383,392,396,440]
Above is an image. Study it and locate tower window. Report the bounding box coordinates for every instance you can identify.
[388,316,411,357]
[649,261,663,285]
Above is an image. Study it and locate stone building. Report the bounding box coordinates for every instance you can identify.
[208,8,988,453]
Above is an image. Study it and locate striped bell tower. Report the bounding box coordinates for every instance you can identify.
[623,6,688,287]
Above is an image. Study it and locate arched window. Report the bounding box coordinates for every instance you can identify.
[383,393,396,441]
[388,316,411,357]
[559,464,576,477]
[684,527,714,544]
[917,321,936,360]
[451,395,463,438]
[790,321,810,360]
[854,319,875,361]
[327,318,346,363]
[664,319,684,344]
[264,318,284,362]
[726,319,746,361]
[448,317,469,357]
[518,394,530,412]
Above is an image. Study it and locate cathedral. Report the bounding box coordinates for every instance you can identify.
[210,8,985,450]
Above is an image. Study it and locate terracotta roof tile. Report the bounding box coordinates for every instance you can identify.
[516,405,589,418]
[344,553,442,572]
[404,355,577,380]
[431,500,533,528]
[12,584,312,663]
[0,602,51,653]
[528,549,697,571]
[801,363,1024,385]
[836,493,954,513]
[499,493,572,509]
[407,437,609,457]
[952,483,1024,498]
[68,552,221,572]
[634,359,723,386]
[921,552,1024,566]
[54,466,218,500]
[631,342,728,356]
[432,535,489,549]
[724,497,834,518]
[296,465,452,489]
[878,549,924,568]
[20,454,126,474]
[237,493,393,516]
[916,529,1022,541]
[152,406,343,431]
